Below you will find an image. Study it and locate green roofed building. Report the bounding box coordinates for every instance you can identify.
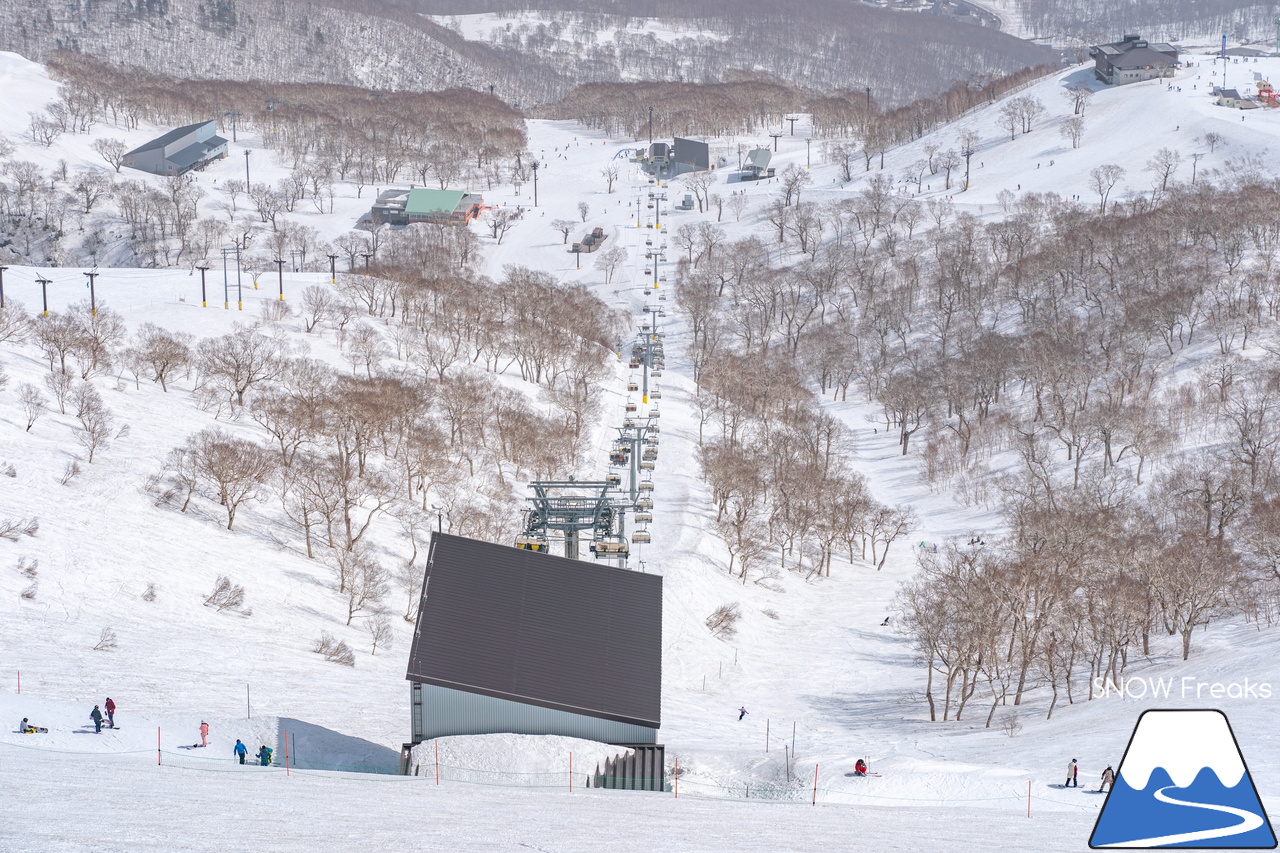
[370,187,485,226]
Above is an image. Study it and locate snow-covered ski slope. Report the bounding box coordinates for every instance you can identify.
[4,50,1280,851]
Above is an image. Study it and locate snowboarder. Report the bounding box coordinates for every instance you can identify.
[20,718,38,733]
[738,706,748,721]
[199,721,209,747]
[1066,758,1079,787]
[1100,765,1115,793]
[854,759,868,776]
[880,616,891,626]
[104,697,116,729]
[90,705,103,733]
[257,745,273,766]
[234,739,248,764]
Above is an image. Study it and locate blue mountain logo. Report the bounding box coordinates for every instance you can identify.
[1090,709,1276,848]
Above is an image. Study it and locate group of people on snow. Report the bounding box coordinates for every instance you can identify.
[1067,758,1116,792]
[20,702,270,767]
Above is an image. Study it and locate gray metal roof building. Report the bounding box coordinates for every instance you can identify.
[405,533,662,744]
[123,120,228,177]
[1090,35,1179,86]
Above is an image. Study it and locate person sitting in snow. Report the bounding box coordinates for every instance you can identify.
[854,759,868,776]
[20,718,38,733]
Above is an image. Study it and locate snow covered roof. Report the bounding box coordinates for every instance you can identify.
[405,533,663,729]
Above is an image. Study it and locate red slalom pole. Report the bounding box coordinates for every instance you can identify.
[812,763,819,805]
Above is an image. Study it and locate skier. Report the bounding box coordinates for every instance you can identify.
[234,739,248,765]
[880,616,891,626]
[199,721,209,747]
[104,697,116,729]
[256,745,273,766]
[1100,765,1115,793]
[738,706,749,721]
[854,758,868,776]
[1066,758,1079,787]
[90,704,104,734]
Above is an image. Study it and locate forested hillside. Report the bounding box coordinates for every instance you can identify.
[0,0,1054,108]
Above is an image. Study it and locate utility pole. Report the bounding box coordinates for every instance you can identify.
[196,263,209,307]
[769,131,782,152]
[866,86,872,112]
[327,253,338,284]
[786,116,798,135]
[274,258,285,301]
[244,150,250,186]
[648,105,654,147]
[0,265,7,309]
[83,270,98,316]
[36,276,51,316]
[532,160,539,208]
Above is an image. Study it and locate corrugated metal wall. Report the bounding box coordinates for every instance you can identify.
[411,682,657,745]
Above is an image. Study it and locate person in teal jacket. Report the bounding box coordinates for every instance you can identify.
[234,739,248,764]
[256,745,273,766]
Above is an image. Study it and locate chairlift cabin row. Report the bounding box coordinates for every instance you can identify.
[591,537,630,558]
[515,534,548,552]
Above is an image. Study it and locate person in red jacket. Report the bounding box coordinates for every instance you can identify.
[854,759,868,776]
[104,698,116,729]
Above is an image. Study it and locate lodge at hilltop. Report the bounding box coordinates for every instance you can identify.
[1090,35,1179,86]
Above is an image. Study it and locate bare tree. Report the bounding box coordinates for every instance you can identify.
[300,285,334,333]
[19,384,46,432]
[367,613,393,654]
[1064,83,1093,116]
[72,382,114,463]
[187,428,278,529]
[577,200,590,222]
[601,164,619,193]
[1201,132,1225,153]
[204,575,247,612]
[550,219,575,244]
[595,245,627,285]
[196,329,287,407]
[1059,117,1085,150]
[1146,147,1182,194]
[484,207,517,244]
[1089,164,1125,214]
[133,323,192,392]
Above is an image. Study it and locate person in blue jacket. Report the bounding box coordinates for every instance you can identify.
[234,739,248,764]
[256,744,273,766]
